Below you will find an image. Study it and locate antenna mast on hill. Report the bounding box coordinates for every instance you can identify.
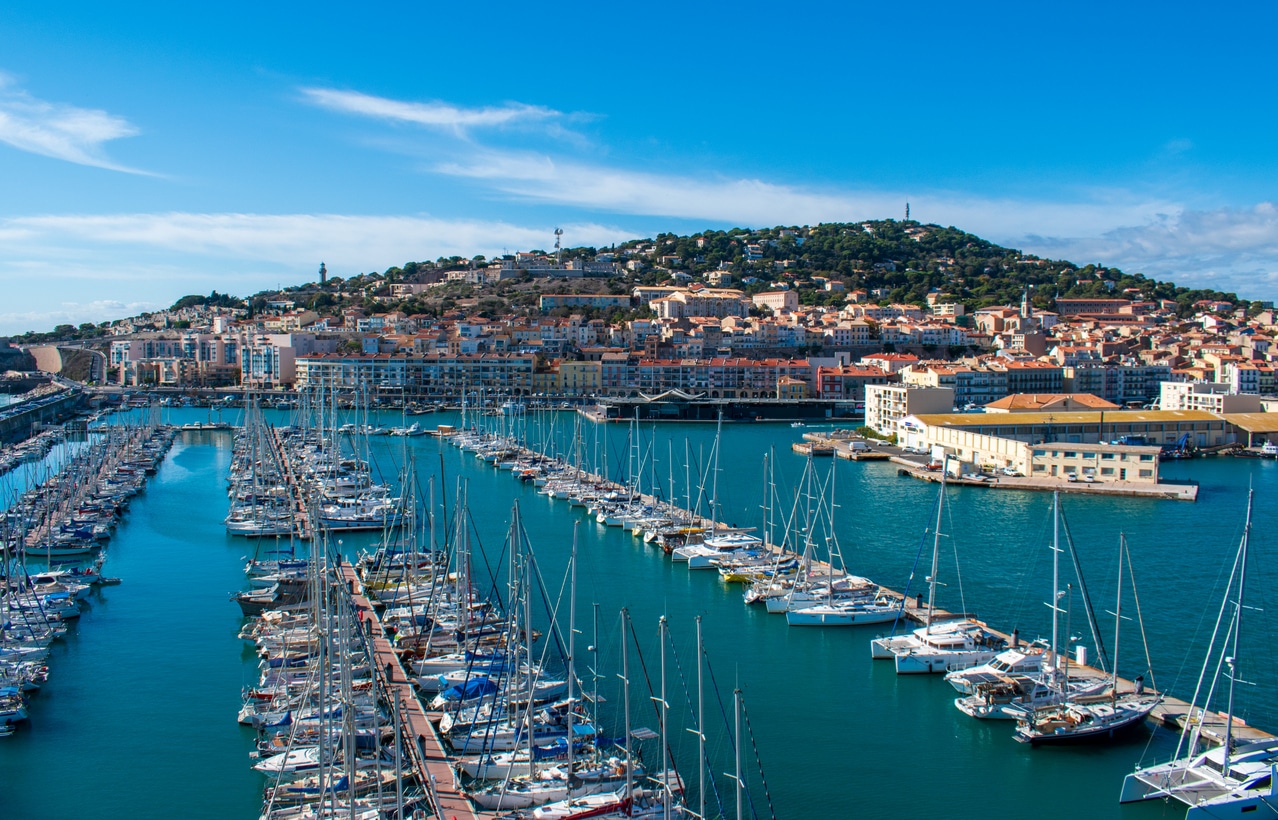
[554,227,564,265]
[905,202,910,221]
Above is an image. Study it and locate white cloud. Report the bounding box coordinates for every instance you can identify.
[0,211,632,264]
[300,87,562,137]
[0,211,637,334]
[435,150,1183,240]
[0,300,164,333]
[1020,203,1278,298]
[0,71,149,174]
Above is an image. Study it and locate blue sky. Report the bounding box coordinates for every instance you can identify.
[2,2,1277,334]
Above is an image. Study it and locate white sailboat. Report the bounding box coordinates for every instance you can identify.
[870,470,1005,674]
[1013,531,1161,744]
[954,493,1108,719]
[1119,490,1275,815]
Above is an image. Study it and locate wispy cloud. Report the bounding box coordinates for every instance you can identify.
[435,149,1278,297]
[0,211,636,333]
[434,149,1181,240]
[1022,203,1278,297]
[0,299,165,332]
[0,211,632,264]
[0,71,150,174]
[300,87,562,138]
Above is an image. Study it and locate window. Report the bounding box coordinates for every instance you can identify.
[1139,454,1155,462]
[1139,469,1153,478]
[1101,453,1115,460]
[1033,464,1046,472]
[1034,450,1046,457]
[1064,451,1077,458]
[1082,452,1096,459]
[1100,467,1114,476]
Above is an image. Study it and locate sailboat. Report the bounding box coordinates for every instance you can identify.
[869,469,1005,674]
[1013,531,1161,744]
[1119,490,1278,815]
[953,493,1108,720]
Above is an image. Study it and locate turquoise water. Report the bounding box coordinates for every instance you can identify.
[3,408,1275,819]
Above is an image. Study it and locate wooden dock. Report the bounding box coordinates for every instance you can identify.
[268,428,313,541]
[338,560,483,820]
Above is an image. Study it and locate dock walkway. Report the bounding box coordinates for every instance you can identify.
[338,560,484,820]
[268,428,313,540]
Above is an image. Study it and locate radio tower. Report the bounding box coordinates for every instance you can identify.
[554,227,564,265]
[905,202,910,222]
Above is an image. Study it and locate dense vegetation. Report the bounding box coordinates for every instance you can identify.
[624,221,1244,317]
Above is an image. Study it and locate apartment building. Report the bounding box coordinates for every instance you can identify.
[864,384,954,437]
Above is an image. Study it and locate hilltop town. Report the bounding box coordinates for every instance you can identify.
[7,220,1274,425]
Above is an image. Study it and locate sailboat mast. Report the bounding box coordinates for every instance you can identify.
[659,614,670,820]
[924,474,946,633]
[1112,537,1124,697]
[621,608,632,803]
[566,523,577,775]
[1223,490,1253,773]
[696,615,706,820]
[710,412,722,535]
[1051,491,1061,679]
[734,687,743,820]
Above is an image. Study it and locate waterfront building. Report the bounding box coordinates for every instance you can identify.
[982,393,1119,413]
[815,365,895,401]
[1062,361,1172,404]
[1160,381,1264,414]
[898,409,1230,454]
[901,363,1007,409]
[864,384,954,437]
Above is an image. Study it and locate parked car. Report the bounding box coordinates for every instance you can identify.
[1066,473,1078,482]
[1001,467,1020,477]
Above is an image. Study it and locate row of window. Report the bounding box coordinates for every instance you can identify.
[1033,449,1155,462]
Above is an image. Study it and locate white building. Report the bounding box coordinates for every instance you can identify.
[1159,381,1263,414]
[864,384,954,437]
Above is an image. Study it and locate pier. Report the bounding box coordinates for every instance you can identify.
[268,427,313,541]
[338,561,483,820]
[438,424,1271,749]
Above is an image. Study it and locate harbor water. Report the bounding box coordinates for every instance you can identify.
[3,408,1275,819]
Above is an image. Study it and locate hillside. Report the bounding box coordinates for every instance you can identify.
[613,221,1244,315]
[11,220,1256,342]
[282,219,1248,321]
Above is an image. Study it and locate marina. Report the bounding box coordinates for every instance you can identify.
[2,405,1277,819]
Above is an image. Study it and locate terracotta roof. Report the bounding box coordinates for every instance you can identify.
[983,393,1120,411]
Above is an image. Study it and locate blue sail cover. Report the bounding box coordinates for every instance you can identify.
[441,677,499,701]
